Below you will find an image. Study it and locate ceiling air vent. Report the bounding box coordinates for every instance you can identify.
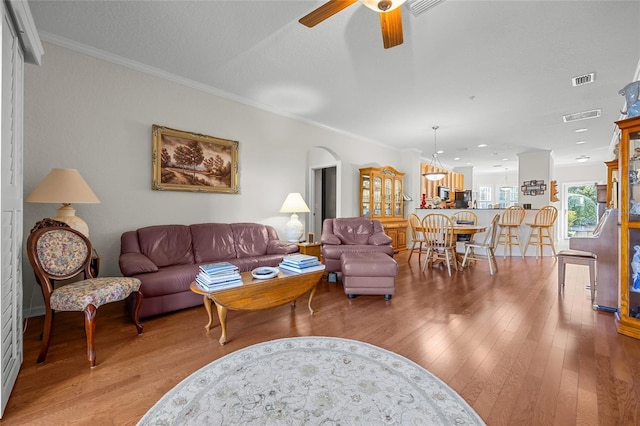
[562,108,601,123]
[408,0,446,16]
[571,72,595,87]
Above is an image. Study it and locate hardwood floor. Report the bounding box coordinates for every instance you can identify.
[4,251,640,425]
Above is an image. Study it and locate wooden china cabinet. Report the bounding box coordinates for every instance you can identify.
[359,166,407,252]
[616,115,640,339]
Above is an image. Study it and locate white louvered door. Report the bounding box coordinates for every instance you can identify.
[0,1,24,417]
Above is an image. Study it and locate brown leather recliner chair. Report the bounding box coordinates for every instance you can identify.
[320,217,394,273]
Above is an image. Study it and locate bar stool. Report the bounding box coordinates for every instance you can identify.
[556,249,597,303]
[523,205,558,258]
[496,206,525,259]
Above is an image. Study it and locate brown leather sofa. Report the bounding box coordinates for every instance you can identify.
[320,217,394,273]
[119,222,299,318]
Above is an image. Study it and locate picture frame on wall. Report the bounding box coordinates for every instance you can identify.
[521,179,546,196]
[152,125,239,193]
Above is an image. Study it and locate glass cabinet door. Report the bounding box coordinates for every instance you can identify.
[384,178,392,216]
[629,129,640,222]
[617,116,640,339]
[361,174,370,217]
[394,177,402,216]
[627,128,640,317]
[373,177,382,216]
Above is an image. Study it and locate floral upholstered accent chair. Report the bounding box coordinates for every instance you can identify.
[27,220,143,367]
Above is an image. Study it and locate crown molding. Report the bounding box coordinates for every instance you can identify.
[37,31,398,152]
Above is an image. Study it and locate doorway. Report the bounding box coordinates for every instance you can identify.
[563,182,598,239]
[307,147,341,237]
[312,166,337,236]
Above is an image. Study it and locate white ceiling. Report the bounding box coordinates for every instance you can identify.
[28,0,640,174]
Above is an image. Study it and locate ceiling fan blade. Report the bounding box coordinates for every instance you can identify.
[379,7,404,49]
[299,0,358,27]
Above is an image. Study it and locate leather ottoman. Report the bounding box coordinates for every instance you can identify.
[340,252,398,300]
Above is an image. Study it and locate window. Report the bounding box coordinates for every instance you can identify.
[477,185,492,209]
[497,185,519,208]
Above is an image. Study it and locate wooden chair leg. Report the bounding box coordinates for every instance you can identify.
[462,246,471,267]
[524,227,534,258]
[488,249,498,275]
[132,291,144,334]
[407,242,416,262]
[37,306,54,364]
[421,247,428,272]
[84,304,97,368]
[545,228,557,257]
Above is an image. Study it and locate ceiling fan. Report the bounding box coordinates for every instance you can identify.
[299,0,406,49]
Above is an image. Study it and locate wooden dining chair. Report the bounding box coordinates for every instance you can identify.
[496,206,525,259]
[27,220,144,367]
[420,213,458,276]
[407,213,428,263]
[451,210,479,247]
[524,205,558,258]
[461,214,500,275]
[451,210,478,225]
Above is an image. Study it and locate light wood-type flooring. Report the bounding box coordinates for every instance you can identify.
[3,251,639,425]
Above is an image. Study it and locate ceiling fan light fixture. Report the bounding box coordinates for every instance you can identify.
[361,0,406,12]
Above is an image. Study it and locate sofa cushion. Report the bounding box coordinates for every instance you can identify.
[322,244,394,259]
[190,223,237,263]
[267,240,300,255]
[132,263,200,298]
[231,223,270,257]
[137,225,194,267]
[368,232,393,245]
[333,218,374,245]
[119,252,159,276]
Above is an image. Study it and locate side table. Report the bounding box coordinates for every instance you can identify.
[297,242,321,260]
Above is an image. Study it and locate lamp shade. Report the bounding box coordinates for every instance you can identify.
[25,168,100,237]
[279,193,310,214]
[25,168,100,204]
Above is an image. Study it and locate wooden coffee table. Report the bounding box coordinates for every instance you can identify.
[190,269,324,345]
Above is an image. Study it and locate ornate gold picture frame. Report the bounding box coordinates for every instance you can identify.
[152,125,239,193]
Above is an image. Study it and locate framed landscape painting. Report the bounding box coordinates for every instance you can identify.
[152,125,239,193]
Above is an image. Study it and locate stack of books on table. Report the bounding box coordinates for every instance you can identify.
[279,254,325,274]
[195,262,243,291]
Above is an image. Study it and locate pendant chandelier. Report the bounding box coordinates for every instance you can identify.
[422,126,447,181]
[500,168,511,191]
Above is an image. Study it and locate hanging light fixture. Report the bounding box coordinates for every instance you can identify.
[422,126,447,181]
[500,168,511,191]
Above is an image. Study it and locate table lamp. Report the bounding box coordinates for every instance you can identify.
[279,192,310,242]
[25,168,101,237]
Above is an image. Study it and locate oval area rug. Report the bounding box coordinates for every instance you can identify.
[138,336,485,425]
